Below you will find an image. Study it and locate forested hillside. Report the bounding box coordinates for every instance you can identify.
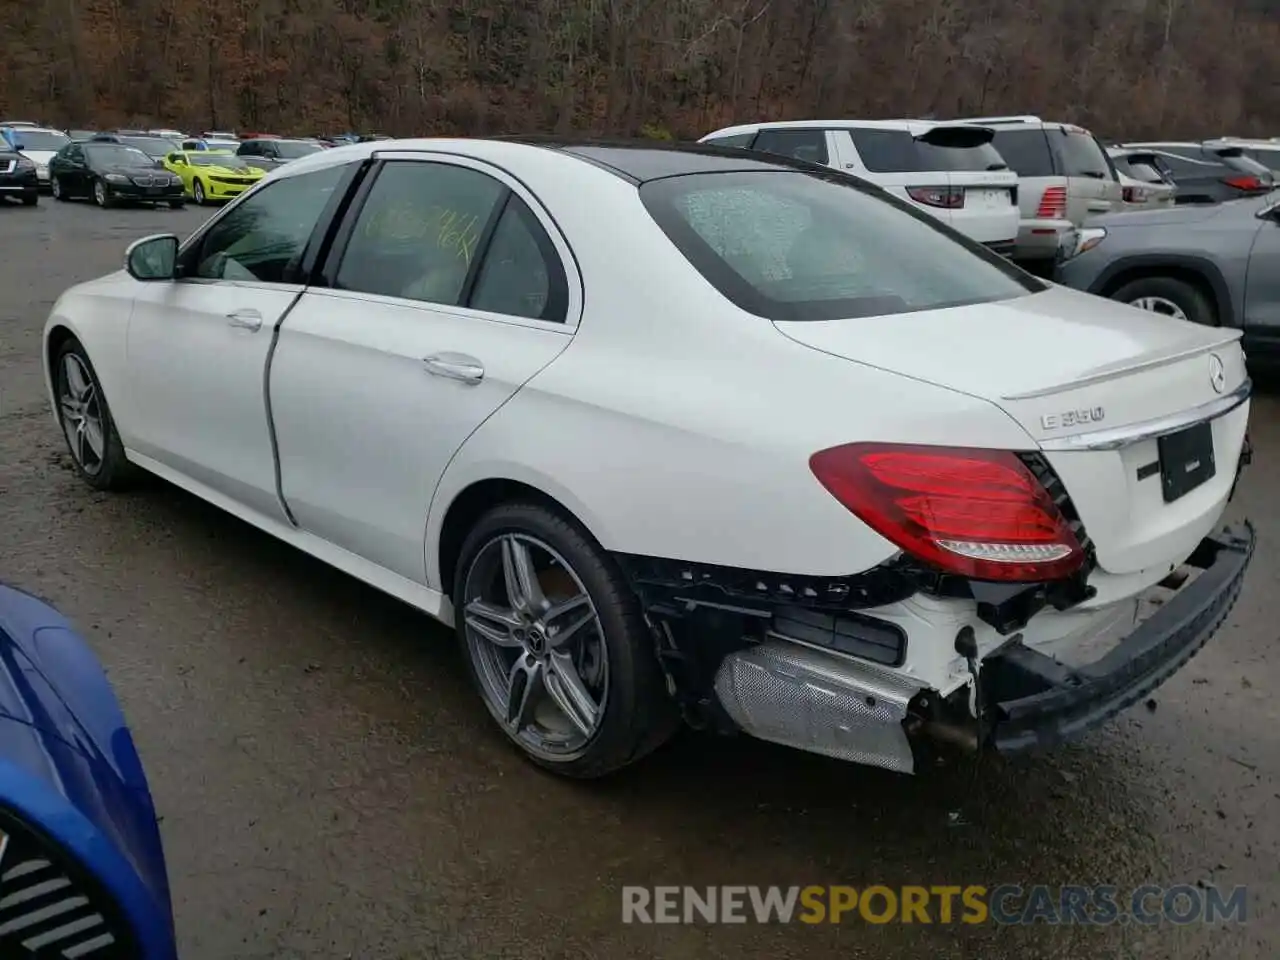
[2,0,1277,139]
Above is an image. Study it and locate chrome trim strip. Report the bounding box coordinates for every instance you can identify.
[1038,378,1251,451]
[1001,334,1242,401]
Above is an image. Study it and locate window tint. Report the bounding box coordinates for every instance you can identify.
[1221,154,1274,179]
[751,128,829,165]
[469,195,568,322]
[1152,150,1224,178]
[1120,159,1166,183]
[1242,148,1280,172]
[237,142,260,156]
[188,163,348,283]
[704,133,756,149]
[989,129,1056,177]
[1052,130,1111,178]
[848,129,1007,173]
[336,161,505,306]
[641,170,1041,323]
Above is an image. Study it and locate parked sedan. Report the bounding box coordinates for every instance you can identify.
[1057,194,1280,354]
[49,141,185,207]
[0,143,39,204]
[41,138,1253,779]
[0,584,177,958]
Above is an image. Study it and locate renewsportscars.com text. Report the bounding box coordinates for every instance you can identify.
[621,884,1248,925]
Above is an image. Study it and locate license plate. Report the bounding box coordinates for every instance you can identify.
[146,186,163,195]
[1158,422,1216,503]
[969,189,1010,207]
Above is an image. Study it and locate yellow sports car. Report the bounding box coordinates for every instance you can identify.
[162,149,265,204]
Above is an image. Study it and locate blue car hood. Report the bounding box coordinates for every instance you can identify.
[0,584,173,932]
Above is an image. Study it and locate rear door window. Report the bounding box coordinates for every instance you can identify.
[1052,130,1112,178]
[750,128,829,165]
[849,129,1006,173]
[989,128,1056,177]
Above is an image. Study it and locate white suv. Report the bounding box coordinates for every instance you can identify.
[700,120,1019,256]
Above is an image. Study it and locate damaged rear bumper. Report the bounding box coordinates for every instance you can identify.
[710,522,1254,772]
[986,521,1255,754]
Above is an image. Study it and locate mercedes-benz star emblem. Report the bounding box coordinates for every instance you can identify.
[1208,353,1226,394]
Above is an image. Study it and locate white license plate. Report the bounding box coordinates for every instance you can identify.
[969,189,1010,207]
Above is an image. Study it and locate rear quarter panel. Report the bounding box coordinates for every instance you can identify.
[426,176,1039,585]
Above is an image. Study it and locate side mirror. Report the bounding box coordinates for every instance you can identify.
[125,234,179,281]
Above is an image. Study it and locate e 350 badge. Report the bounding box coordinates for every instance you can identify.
[1041,407,1105,431]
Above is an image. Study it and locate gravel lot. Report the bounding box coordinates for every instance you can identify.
[1,197,1277,959]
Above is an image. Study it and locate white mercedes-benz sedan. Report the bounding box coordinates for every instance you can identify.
[42,137,1254,779]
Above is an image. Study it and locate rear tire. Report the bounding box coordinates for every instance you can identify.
[453,501,679,779]
[1112,276,1216,325]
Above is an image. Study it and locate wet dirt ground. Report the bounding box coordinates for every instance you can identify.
[1,197,1277,959]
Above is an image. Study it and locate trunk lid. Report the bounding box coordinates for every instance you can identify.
[774,285,1251,575]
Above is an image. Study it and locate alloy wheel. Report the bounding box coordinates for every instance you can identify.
[193,181,204,204]
[57,353,106,476]
[51,177,61,199]
[1130,296,1187,320]
[462,533,609,759]
[93,181,106,207]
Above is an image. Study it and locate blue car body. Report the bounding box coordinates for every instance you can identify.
[0,583,176,958]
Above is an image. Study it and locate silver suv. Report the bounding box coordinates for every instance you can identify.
[952,115,1123,266]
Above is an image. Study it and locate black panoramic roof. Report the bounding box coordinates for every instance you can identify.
[496,136,818,183]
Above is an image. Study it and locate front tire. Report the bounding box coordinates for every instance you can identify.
[51,176,67,201]
[21,192,37,206]
[453,502,678,779]
[192,179,206,205]
[53,338,136,490]
[92,179,111,208]
[1112,276,1216,325]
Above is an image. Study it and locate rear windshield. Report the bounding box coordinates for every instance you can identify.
[1240,148,1280,172]
[849,129,1007,173]
[989,128,1055,177]
[1220,153,1275,179]
[1053,129,1111,178]
[8,130,69,151]
[639,170,1042,323]
[275,140,323,159]
[118,136,178,156]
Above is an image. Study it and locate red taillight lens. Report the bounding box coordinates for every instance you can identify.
[907,186,965,209]
[1222,175,1266,191]
[809,443,1084,582]
[1122,186,1147,203]
[1036,185,1067,218]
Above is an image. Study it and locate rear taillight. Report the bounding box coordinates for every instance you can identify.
[1036,185,1067,218]
[1222,175,1267,192]
[1122,186,1147,203]
[809,443,1085,582]
[907,186,965,209]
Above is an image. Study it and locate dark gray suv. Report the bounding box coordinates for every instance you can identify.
[1055,195,1280,358]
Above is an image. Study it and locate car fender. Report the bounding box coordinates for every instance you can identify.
[1089,253,1239,327]
[43,275,138,443]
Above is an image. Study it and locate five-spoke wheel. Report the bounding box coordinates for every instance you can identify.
[454,502,678,777]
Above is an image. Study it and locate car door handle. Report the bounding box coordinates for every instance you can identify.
[226,309,263,332]
[423,352,484,384]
